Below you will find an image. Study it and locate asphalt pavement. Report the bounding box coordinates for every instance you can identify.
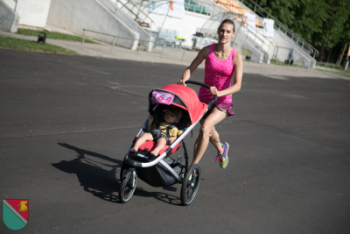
[0,48,350,234]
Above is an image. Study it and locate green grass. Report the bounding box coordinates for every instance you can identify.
[241,48,252,57]
[17,28,96,44]
[316,68,350,78]
[315,63,343,70]
[0,36,77,54]
[335,70,350,78]
[314,63,350,78]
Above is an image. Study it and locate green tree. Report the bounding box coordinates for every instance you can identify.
[334,18,350,64]
[314,0,350,61]
[252,0,350,62]
[252,0,297,26]
[290,0,328,42]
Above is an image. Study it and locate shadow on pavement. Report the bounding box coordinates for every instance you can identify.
[53,143,181,205]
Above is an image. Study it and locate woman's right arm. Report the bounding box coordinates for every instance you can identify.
[179,46,209,86]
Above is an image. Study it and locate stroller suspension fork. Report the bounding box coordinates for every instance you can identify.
[123,168,136,188]
[182,140,189,171]
[131,170,136,188]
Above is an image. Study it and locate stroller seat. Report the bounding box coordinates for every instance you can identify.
[135,99,190,157]
[137,138,182,156]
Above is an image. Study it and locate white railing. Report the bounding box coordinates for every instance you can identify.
[116,0,156,29]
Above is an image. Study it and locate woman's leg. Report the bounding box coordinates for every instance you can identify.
[209,126,224,154]
[130,133,153,152]
[192,108,226,165]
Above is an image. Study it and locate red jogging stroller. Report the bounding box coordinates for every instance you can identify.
[119,81,217,206]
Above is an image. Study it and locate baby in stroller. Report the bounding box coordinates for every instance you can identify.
[130,106,183,156]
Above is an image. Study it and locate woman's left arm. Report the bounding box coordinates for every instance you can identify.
[210,52,243,97]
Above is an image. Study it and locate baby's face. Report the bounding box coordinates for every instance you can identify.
[164,110,179,123]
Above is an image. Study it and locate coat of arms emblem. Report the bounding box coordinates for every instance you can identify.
[3,199,29,231]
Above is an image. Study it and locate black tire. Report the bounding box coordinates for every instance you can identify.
[180,164,201,206]
[119,171,137,203]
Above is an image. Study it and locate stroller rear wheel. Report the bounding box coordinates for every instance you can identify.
[119,170,137,203]
[180,164,201,206]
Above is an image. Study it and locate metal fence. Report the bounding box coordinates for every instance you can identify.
[81,29,349,77]
[314,62,347,74]
[81,28,188,60]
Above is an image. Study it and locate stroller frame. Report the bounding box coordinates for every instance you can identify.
[119,81,217,206]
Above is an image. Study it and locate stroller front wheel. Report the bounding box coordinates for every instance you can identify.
[180,164,201,206]
[119,170,137,203]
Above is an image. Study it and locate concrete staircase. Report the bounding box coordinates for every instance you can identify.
[0,0,19,32]
[47,0,153,51]
[99,0,154,51]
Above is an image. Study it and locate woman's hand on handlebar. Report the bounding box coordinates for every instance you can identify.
[180,68,191,86]
[178,79,187,86]
[209,86,220,97]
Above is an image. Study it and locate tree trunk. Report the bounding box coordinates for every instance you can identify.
[336,43,349,65]
[327,48,332,63]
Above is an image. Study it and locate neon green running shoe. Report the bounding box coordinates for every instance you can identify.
[181,170,194,181]
[213,142,229,169]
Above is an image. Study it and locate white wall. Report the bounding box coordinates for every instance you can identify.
[3,0,51,27]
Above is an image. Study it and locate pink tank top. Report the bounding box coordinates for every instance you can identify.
[199,44,236,104]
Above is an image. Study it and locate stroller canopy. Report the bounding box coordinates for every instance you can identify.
[157,84,208,124]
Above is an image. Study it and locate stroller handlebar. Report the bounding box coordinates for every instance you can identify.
[185,80,211,89]
[185,80,217,108]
